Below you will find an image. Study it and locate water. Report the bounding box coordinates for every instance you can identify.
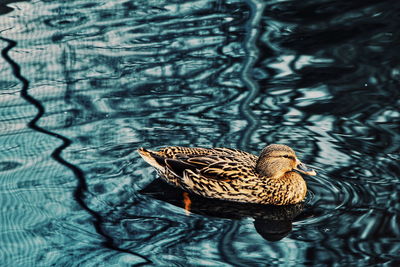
[1,0,399,266]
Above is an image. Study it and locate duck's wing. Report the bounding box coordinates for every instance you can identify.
[138,146,257,182]
[195,157,255,182]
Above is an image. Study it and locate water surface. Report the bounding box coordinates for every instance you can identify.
[1,0,399,266]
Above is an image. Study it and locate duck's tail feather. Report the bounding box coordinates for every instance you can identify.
[137,147,165,171]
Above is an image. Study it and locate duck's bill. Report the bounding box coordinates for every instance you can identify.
[295,161,317,176]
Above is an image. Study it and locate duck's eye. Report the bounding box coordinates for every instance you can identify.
[283,155,289,158]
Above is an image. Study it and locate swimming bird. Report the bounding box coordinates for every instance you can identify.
[137,144,316,205]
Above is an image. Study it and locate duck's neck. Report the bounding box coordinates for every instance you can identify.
[255,160,274,177]
[256,164,286,178]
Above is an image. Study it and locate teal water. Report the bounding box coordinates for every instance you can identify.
[1,0,399,266]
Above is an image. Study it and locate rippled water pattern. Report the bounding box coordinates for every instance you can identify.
[1,0,399,266]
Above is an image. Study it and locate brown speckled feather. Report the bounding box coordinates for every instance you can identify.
[138,145,315,205]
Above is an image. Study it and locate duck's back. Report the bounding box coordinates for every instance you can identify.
[138,146,258,189]
[158,146,257,163]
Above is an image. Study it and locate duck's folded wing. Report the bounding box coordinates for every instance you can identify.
[199,161,254,181]
[162,155,220,177]
[163,158,198,177]
[163,155,251,181]
[145,148,256,182]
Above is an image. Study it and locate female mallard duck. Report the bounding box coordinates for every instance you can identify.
[138,144,316,205]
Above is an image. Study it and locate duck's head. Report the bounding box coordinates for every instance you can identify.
[255,144,316,178]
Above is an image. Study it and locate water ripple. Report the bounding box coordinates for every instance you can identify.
[1,0,400,266]
[0,36,151,264]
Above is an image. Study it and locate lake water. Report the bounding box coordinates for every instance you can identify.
[1,0,399,266]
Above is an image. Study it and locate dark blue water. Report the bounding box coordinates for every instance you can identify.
[1,0,399,266]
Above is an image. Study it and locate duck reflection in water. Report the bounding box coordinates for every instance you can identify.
[140,179,307,241]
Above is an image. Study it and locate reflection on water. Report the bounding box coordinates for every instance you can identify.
[140,179,307,242]
[0,0,399,266]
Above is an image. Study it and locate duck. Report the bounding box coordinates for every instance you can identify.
[137,144,316,205]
